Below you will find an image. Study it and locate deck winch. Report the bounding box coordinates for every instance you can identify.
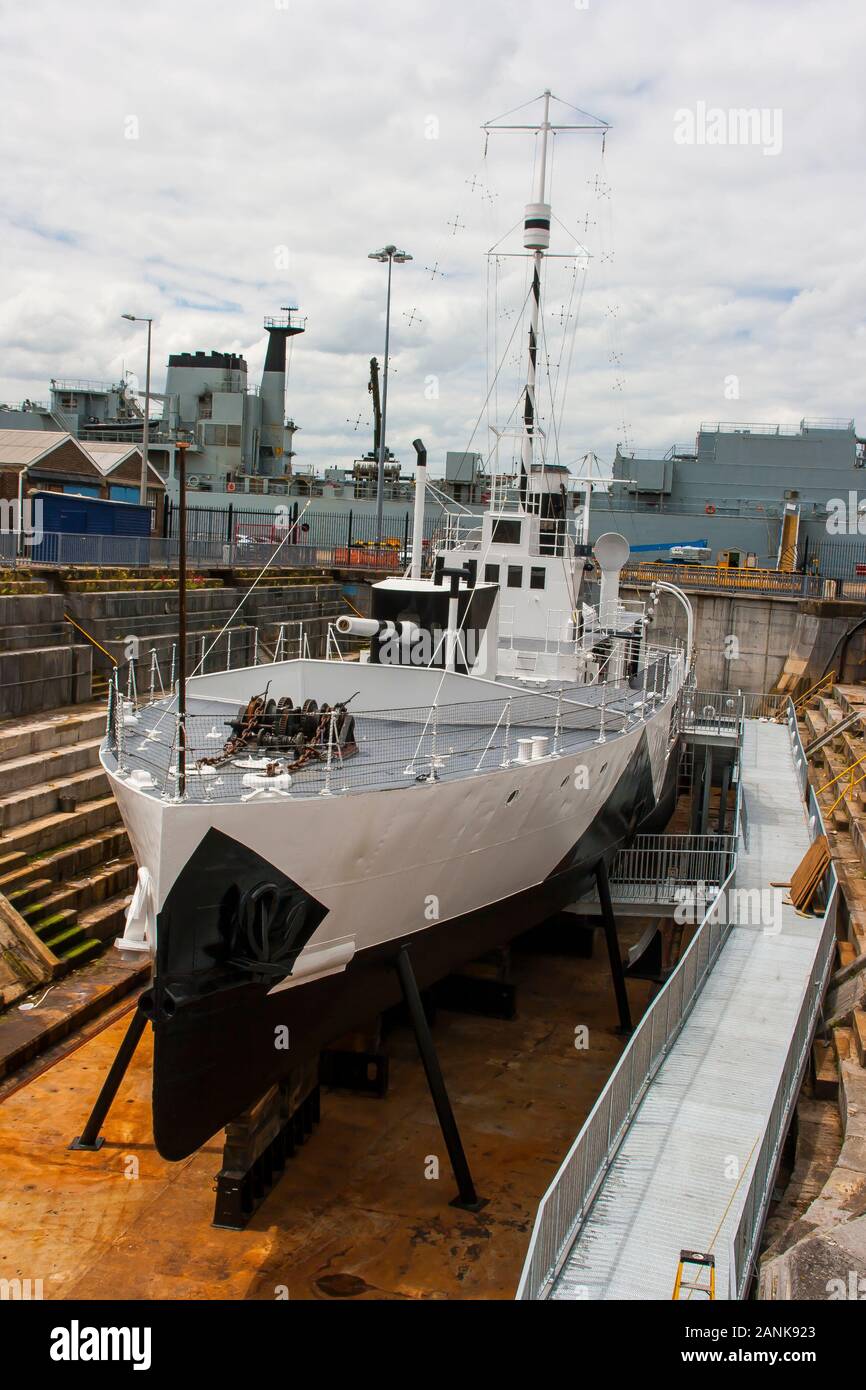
[198,691,357,774]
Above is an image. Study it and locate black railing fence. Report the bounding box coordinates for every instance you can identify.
[165,500,446,554]
[807,536,866,581]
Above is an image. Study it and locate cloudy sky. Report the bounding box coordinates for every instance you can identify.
[1,0,864,478]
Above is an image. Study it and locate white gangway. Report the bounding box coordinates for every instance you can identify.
[517,708,838,1300]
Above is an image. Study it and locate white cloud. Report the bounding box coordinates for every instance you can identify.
[0,0,864,474]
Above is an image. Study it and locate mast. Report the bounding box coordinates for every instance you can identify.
[175,439,189,799]
[520,89,552,509]
[482,91,610,512]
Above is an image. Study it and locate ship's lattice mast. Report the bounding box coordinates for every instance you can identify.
[482,90,610,511]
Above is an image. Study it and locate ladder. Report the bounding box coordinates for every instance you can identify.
[672,1249,716,1300]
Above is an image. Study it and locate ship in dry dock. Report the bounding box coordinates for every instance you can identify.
[99,92,691,1161]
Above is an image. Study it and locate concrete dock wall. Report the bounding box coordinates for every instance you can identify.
[629,585,866,693]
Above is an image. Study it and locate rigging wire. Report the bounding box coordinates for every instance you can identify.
[136,500,315,742]
[484,93,550,127]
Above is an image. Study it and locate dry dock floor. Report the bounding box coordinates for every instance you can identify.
[0,932,651,1301]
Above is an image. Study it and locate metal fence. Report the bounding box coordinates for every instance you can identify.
[515,876,738,1299]
[678,688,744,735]
[680,688,788,726]
[623,561,829,598]
[109,660,679,804]
[3,529,426,572]
[515,770,745,1300]
[167,500,445,551]
[109,611,354,700]
[726,908,836,1297]
[108,643,685,797]
[740,690,787,720]
[608,832,735,905]
[809,537,866,582]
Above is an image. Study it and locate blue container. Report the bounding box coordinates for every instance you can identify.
[29,491,153,564]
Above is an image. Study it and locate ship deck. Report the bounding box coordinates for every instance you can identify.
[106,680,660,802]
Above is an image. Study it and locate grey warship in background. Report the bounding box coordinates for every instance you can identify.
[4,362,862,575]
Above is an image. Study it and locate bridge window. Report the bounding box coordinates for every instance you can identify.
[492,518,522,544]
[529,566,546,590]
[484,563,499,583]
[507,565,522,588]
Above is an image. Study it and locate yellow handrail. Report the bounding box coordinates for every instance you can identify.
[64,613,118,666]
[826,767,866,818]
[778,669,836,723]
[817,746,866,795]
[793,670,836,713]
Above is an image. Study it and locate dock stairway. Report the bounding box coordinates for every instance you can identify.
[0,703,135,989]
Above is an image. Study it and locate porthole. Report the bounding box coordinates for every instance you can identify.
[560,775,570,788]
[506,789,519,805]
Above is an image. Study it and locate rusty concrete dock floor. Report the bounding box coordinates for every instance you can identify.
[0,933,652,1301]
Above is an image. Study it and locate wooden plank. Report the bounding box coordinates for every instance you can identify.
[833,1025,854,1065]
[813,1039,839,1101]
[788,836,831,911]
[838,941,858,970]
[0,891,57,1002]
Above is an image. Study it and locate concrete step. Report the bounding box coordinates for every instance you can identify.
[0,793,121,856]
[0,826,130,895]
[839,940,859,971]
[0,737,102,796]
[0,850,26,876]
[42,921,89,954]
[0,622,71,652]
[0,765,109,831]
[0,594,66,629]
[817,695,845,728]
[0,644,92,718]
[64,578,223,592]
[99,626,257,670]
[21,857,137,923]
[78,892,134,945]
[0,705,106,764]
[32,906,78,942]
[68,588,254,621]
[6,877,54,913]
[833,684,866,717]
[803,707,826,743]
[55,936,103,966]
[68,582,342,629]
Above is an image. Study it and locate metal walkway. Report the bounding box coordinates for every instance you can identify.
[575,832,736,917]
[518,709,838,1300]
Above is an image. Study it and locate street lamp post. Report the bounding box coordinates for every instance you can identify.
[368,245,412,542]
[121,313,153,507]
